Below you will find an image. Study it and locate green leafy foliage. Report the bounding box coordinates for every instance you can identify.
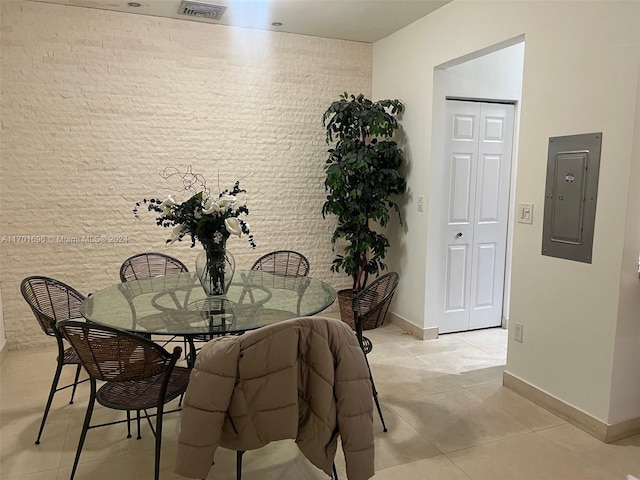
[322,93,406,292]
[134,179,255,249]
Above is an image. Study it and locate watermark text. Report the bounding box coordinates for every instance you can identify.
[1,235,129,244]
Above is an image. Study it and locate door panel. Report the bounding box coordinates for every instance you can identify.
[477,154,502,222]
[441,102,480,332]
[469,103,514,330]
[445,244,468,312]
[484,116,505,142]
[453,114,476,140]
[449,154,474,223]
[473,243,497,308]
[438,100,515,333]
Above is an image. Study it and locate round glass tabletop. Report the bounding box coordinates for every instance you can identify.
[80,271,336,336]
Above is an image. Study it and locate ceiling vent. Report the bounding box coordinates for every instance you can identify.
[178,1,227,20]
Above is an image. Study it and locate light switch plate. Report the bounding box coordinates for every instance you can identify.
[518,202,534,224]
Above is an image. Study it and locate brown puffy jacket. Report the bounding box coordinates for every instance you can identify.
[175,316,375,479]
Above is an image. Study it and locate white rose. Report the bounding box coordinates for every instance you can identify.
[168,224,184,244]
[202,202,221,215]
[217,194,237,209]
[159,195,179,215]
[224,217,242,237]
[159,195,178,208]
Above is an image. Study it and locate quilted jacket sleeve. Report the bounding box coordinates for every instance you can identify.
[331,320,375,480]
[175,337,241,479]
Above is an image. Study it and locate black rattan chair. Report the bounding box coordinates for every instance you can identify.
[119,252,189,282]
[250,250,310,277]
[352,272,399,432]
[20,276,89,445]
[58,320,191,480]
[119,252,189,340]
[246,250,310,315]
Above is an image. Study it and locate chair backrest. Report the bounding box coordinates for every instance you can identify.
[58,320,180,382]
[119,252,189,283]
[352,272,399,331]
[21,276,86,337]
[250,250,310,277]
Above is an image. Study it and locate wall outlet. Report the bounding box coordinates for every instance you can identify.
[417,195,425,212]
[513,322,524,343]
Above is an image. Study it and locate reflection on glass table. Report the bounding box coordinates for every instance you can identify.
[80,272,336,338]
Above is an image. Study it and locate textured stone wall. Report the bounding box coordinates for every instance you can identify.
[0,0,371,348]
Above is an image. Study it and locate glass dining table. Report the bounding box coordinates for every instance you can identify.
[80,271,336,364]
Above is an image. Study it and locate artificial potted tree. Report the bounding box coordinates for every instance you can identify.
[322,92,407,328]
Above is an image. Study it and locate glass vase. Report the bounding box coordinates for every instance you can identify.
[195,239,235,296]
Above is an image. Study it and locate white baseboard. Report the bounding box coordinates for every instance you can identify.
[387,312,438,340]
[324,308,439,341]
[503,370,640,443]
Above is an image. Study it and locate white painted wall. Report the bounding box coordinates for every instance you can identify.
[437,42,525,101]
[0,284,5,357]
[0,0,371,349]
[373,1,640,424]
[609,69,640,424]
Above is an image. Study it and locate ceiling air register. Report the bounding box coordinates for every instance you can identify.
[178,1,227,20]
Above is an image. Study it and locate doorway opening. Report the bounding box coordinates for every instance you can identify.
[424,38,525,334]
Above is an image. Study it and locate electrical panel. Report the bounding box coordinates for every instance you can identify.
[541,133,602,263]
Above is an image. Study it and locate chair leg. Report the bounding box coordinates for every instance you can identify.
[126,410,132,439]
[70,380,97,480]
[236,450,245,480]
[35,359,64,445]
[69,364,82,404]
[154,404,165,480]
[372,381,387,432]
[363,353,387,432]
[136,410,142,439]
[186,337,197,369]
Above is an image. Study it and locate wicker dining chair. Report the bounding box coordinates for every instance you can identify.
[119,252,189,282]
[58,320,191,480]
[20,276,89,445]
[250,250,310,277]
[119,252,189,340]
[352,272,399,432]
[247,250,311,315]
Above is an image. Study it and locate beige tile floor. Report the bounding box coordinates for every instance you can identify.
[1,322,639,480]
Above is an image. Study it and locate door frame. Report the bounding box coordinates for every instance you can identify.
[444,99,516,332]
[424,41,524,335]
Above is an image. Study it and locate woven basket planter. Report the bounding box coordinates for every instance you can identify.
[338,288,386,331]
[337,289,356,330]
